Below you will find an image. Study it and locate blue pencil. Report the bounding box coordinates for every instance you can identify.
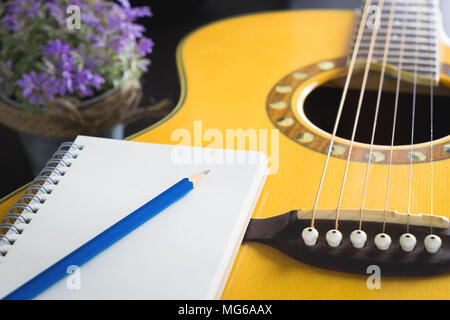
[3,170,210,300]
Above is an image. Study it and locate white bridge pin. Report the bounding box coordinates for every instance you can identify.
[350,230,367,249]
[374,233,392,251]
[424,234,442,254]
[302,227,318,246]
[326,229,342,247]
[399,233,416,252]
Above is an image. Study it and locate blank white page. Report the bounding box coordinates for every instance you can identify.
[0,136,267,299]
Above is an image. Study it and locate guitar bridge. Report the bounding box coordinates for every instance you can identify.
[243,210,449,276]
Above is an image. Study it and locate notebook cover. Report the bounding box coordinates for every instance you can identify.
[0,136,267,299]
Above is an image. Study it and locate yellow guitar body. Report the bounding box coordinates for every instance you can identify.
[1,10,450,299]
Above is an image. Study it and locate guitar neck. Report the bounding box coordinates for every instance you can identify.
[351,0,441,84]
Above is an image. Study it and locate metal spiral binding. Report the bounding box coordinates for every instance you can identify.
[0,142,84,258]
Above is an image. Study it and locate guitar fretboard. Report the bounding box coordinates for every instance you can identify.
[350,0,440,84]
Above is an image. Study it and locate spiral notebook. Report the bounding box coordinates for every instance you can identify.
[0,135,268,299]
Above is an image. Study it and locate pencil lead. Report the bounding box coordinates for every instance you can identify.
[189,170,209,188]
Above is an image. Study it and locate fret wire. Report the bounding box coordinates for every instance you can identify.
[357,55,436,63]
[378,9,437,15]
[361,33,436,39]
[360,52,436,63]
[358,50,437,58]
[356,19,437,26]
[358,57,436,65]
[377,2,438,8]
[374,0,437,3]
[378,3,437,8]
[356,59,436,69]
[380,14,435,22]
[359,27,437,34]
[359,35,437,39]
[379,21,436,29]
[358,44,436,52]
[366,29,436,35]
[354,62,437,74]
[359,37,436,45]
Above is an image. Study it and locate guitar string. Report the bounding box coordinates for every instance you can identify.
[382,2,408,234]
[406,6,422,234]
[429,76,434,234]
[358,0,396,231]
[334,0,384,230]
[426,1,437,234]
[310,0,373,228]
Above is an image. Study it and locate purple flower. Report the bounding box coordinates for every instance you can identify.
[1,0,153,110]
[129,6,153,19]
[2,14,22,31]
[26,1,40,18]
[51,54,105,98]
[94,2,110,15]
[40,38,105,99]
[77,45,102,70]
[42,39,72,57]
[82,11,105,35]
[118,0,131,9]
[137,37,154,56]
[118,0,152,20]
[5,60,12,71]
[73,69,105,97]
[5,0,41,18]
[68,0,90,11]
[46,2,66,26]
[56,55,78,95]
[138,59,150,72]
[17,72,58,105]
[105,2,152,54]
[123,23,146,38]
[87,34,107,48]
[2,0,43,30]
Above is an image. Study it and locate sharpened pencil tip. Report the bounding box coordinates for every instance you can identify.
[189,170,209,188]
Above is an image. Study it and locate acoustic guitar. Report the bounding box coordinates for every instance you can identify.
[1,0,449,299]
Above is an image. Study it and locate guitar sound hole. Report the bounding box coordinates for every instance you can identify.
[303,72,450,146]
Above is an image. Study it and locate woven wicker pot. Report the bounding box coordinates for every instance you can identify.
[0,80,144,138]
[0,79,171,174]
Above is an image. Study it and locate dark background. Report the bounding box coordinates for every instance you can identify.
[1,0,449,198]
